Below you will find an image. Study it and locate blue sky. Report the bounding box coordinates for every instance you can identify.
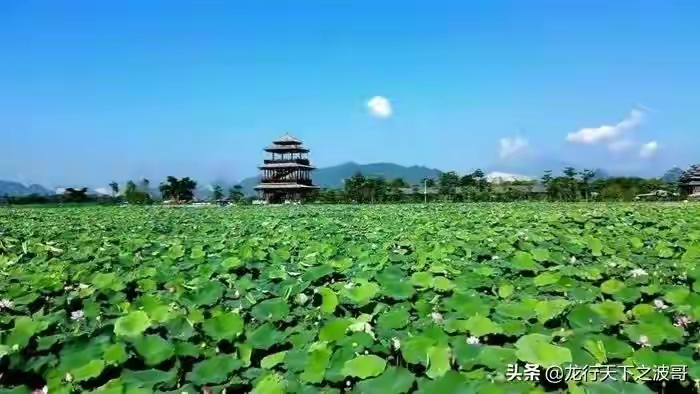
[2,0,699,187]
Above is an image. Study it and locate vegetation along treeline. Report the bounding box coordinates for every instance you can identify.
[1,167,691,206]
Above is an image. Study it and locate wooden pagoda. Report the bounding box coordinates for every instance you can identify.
[254,134,319,203]
[679,164,700,198]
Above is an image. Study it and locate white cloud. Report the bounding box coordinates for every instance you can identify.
[498,136,529,160]
[608,139,635,153]
[567,109,645,144]
[639,141,658,158]
[367,96,392,118]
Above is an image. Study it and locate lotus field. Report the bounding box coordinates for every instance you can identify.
[2,203,700,394]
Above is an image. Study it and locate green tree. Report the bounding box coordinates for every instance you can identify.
[228,185,244,202]
[109,181,119,198]
[344,172,367,203]
[580,169,596,201]
[159,176,197,202]
[124,180,151,204]
[212,185,224,201]
[438,171,460,200]
[388,178,407,202]
[563,167,579,201]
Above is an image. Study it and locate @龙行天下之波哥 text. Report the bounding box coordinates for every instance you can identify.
[505,363,688,383]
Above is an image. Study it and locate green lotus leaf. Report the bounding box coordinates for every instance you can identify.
[222,256,243,269]
[515,334,573,368]
[344,280,380,306]
[410,272,434,288]
[300,343,332,383]
[72,359,105,382]
[532,248,550,262]
[591,301,627,325]
[317,287,338,314]
[535,299,570,323]
[600,279,626,295]
[354,367,415,394]
[202,312,245,341]
[261,351,288,369]
[252,372,286,394]
[186,355,243,385]
[497,284,514,298]
[534,272,561,287]
[319,318,351,342]
[114,311,152,337]
[463,315,503,337]
[426,345,451,379]
[133,335,175,366]
[247,323,287,349]
[511,251,540,271]
[252,298,290,322]
[342,355,387,379]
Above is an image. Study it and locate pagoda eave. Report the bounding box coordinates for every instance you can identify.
[258,164,316,170]
[254,183,320,190]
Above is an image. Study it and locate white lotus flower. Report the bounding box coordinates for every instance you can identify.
[295,293,309,305]
[391,337,401,350]
[71,310,85,321]
[466,336,480,345]
[674,315,692,328]
[570,256,577,264]
[65,373,73,382]
[430,312,443,323]
[0,299,13,309]
[637,335,651,347]
[653,299,668,310]
[630,268,648,278]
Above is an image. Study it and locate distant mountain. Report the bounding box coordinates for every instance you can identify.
[239,162,443,195]
[661,167,684,183]
[0,181,53,196]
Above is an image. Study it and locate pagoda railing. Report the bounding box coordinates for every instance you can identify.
[263,159,311,165]
[258,179,315,186]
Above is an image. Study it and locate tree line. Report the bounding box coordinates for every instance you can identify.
[1,176,247,206]
[307,167,686,204]
[2,166,688,206]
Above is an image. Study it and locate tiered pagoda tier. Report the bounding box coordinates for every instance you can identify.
[254,134,319,203]
[680,164,700,198]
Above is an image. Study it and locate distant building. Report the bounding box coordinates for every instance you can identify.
[635,190,679,200]
[254,134,319,203]
[679,164,700,199]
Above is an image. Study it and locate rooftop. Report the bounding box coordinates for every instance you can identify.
[680,165,700,182]
[273,133,302,145]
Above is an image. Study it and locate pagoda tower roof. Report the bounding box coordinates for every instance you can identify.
[273,133,302,145]
[680,164,700,185]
